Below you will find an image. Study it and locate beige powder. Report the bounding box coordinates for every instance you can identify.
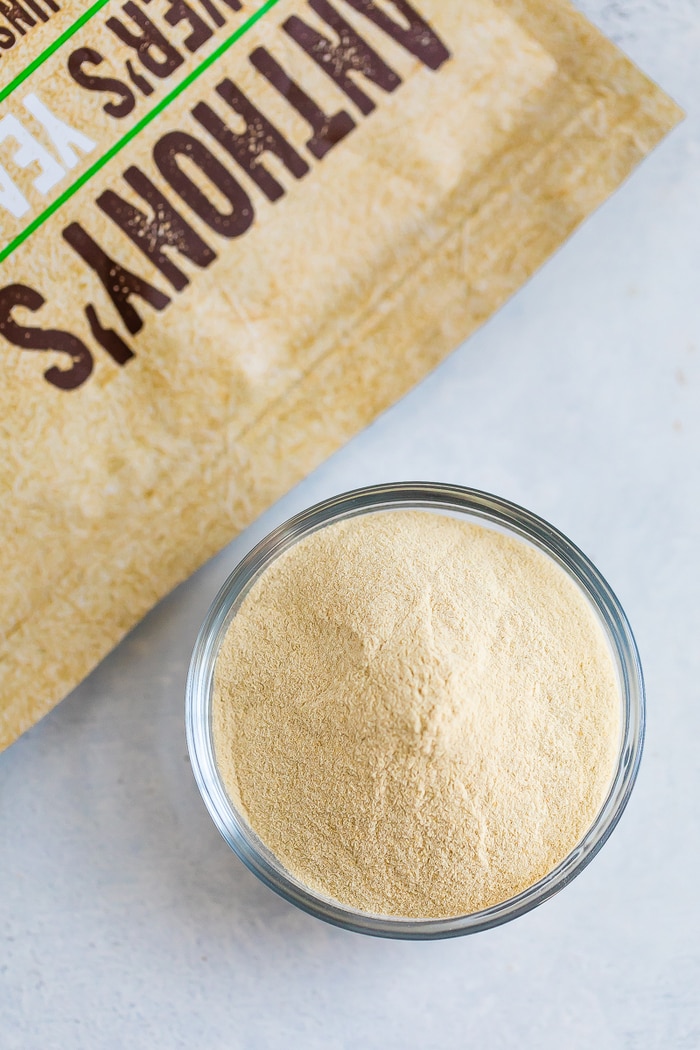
[212,510,621,918]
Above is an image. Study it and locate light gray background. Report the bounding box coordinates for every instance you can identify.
[2,2,699,1046]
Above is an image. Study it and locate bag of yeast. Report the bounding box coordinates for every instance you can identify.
[0,0,681,747]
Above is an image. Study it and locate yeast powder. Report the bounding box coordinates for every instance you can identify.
[213,512,620,918]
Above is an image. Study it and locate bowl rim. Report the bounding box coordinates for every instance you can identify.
[185,482,645,939]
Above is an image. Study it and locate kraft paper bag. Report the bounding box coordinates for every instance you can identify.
[0,0,682,747]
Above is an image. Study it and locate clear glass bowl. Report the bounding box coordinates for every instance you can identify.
[186,483,645,939]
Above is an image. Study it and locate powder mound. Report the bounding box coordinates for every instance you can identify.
[212,511,620,918]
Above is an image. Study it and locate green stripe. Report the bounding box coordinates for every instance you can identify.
[0,0,112,106]
[0,0,281,265]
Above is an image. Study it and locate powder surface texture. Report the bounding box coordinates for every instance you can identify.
[212,511,621,918]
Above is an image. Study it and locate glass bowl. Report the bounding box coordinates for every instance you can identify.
[185,483,644,939]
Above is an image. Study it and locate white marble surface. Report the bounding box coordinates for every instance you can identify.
[2,3,699,1047]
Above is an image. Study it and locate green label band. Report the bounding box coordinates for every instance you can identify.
[0,0,281,264]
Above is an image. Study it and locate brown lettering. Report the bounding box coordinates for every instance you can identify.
[23,0,59,21]
[193,79,309,202]
[161,0,212,52]
[0,0,36,36]
[283,0,401,115]
[192,0,241,27]
[106,1,184,80]
[249,46,356,160]
[0,284,93,390]
[153,131,254,238]
[85,304,135,365]
[97,165,216,291]
[68,48,136,119]
[125,58,154,96]
[342,0,450,69]
[62,222,171,335]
